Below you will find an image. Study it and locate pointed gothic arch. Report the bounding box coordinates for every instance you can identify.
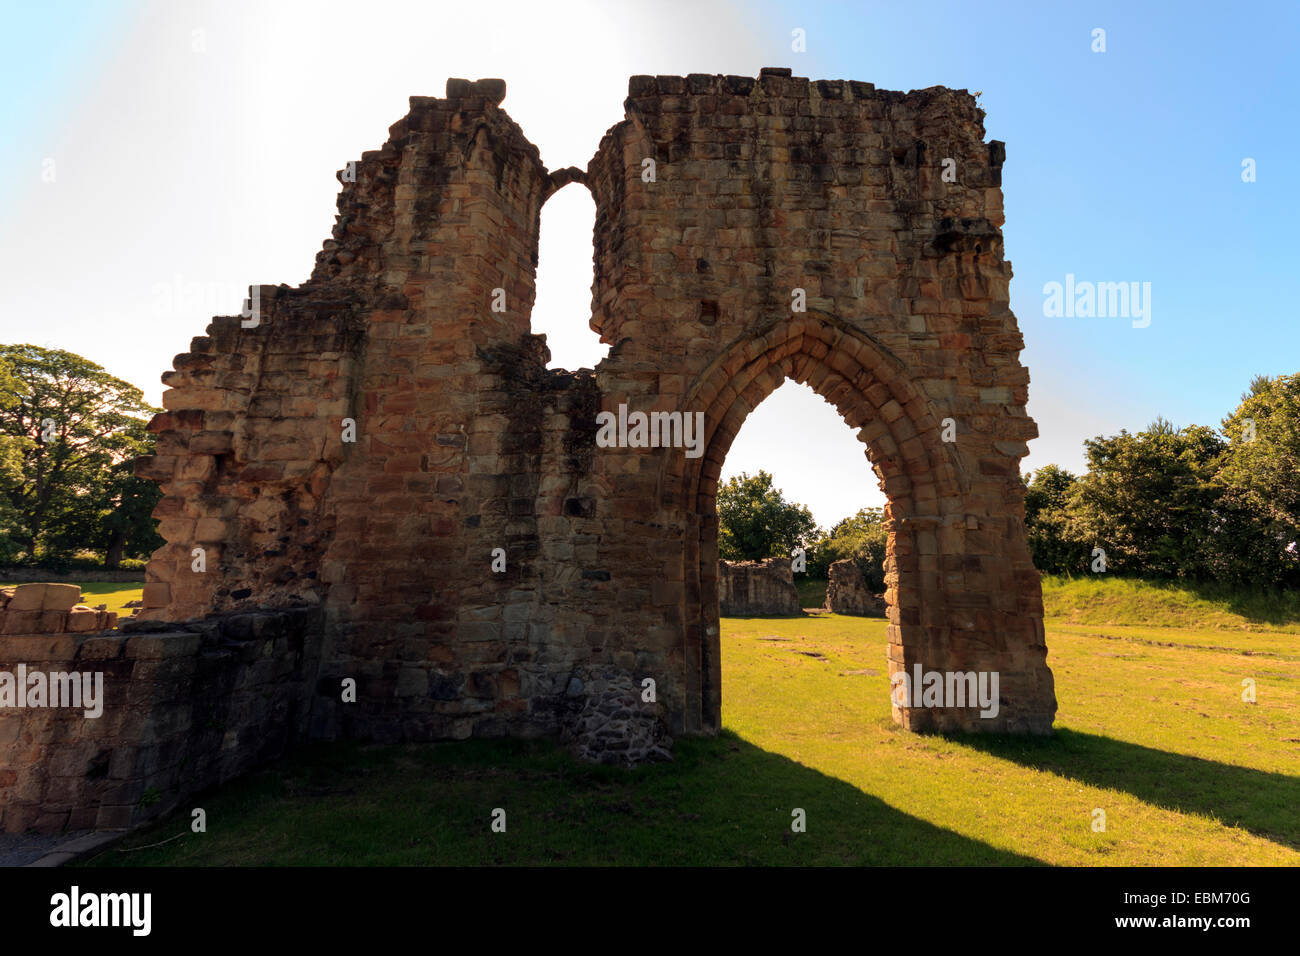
[653,311,1052,736]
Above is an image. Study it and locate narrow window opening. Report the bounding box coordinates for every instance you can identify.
[533,184,605,371]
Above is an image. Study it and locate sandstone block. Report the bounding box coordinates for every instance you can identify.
[8,584,48,611]
[134,455,177,480]
[194,518,230,542]
[142,583,172,608]
[1,609,42,634]
[38,610,68,632]
[67,608,100,632]
[41,584,82,611]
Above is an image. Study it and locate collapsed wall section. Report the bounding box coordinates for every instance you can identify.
[718,559,802,616]
[135,286,364,621]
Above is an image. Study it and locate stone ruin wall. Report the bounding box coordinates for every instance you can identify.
[717,558,802,616]
[591,70,1050,735]
[824,559,887,616]
[136,65,1055,751]
[136,78,587,746]
[1,69,1056,831]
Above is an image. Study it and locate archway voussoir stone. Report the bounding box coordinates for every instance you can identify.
[803,336,831,362]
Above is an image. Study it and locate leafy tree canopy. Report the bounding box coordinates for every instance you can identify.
[717,470,819,562]
[0,344,161,566]
[807,506,888,591]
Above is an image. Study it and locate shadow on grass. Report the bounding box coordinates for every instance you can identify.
[953,728,1300,849]
[80,732,1039,867]
[1178,580,1300,627]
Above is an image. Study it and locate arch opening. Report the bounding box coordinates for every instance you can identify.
[711,377,888,724]
[667,314,974,736]
[718,379,888,532]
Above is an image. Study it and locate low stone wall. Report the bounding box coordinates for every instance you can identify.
[2,598,676,832]
[1,583,118,634]
[1,580,680,832]
[0,607,321,833]
[824,560,886,616]
[718,558,801,616]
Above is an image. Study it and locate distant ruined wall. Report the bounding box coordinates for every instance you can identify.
[2,69,1057,832]
[824,560,886,616]
[718,559,802,616]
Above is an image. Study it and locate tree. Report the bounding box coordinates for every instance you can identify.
[1215,373,1300,585]
[1070,419,1226,578]
[807,507,888,591]
[0,356,29,563]
[98,437,166,568]
[717,470,819,562]
[0,344,161,566]
[1022,465,1088,574]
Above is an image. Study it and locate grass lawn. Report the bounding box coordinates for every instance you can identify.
[795,575,827,608]
[80,584,1299,866]
[72,582,143,617]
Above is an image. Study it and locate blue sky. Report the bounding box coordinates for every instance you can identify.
[0,1,124,215]
[2,1,1296,527]
[726,0,1299,521]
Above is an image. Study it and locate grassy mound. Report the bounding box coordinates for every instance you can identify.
[1041,575,1300,631]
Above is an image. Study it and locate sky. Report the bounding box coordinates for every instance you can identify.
[2,0,1296,529]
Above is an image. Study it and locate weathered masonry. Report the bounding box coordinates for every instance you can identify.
[2,69,1056,832]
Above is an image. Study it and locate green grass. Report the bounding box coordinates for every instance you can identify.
[82,734,1042,866]
[725,615,1297,865]
[1041,574,1300,631]
[795,576,827,608]
[0,581,141,616]
[80,587,1299,867]
[72,582,142,617]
